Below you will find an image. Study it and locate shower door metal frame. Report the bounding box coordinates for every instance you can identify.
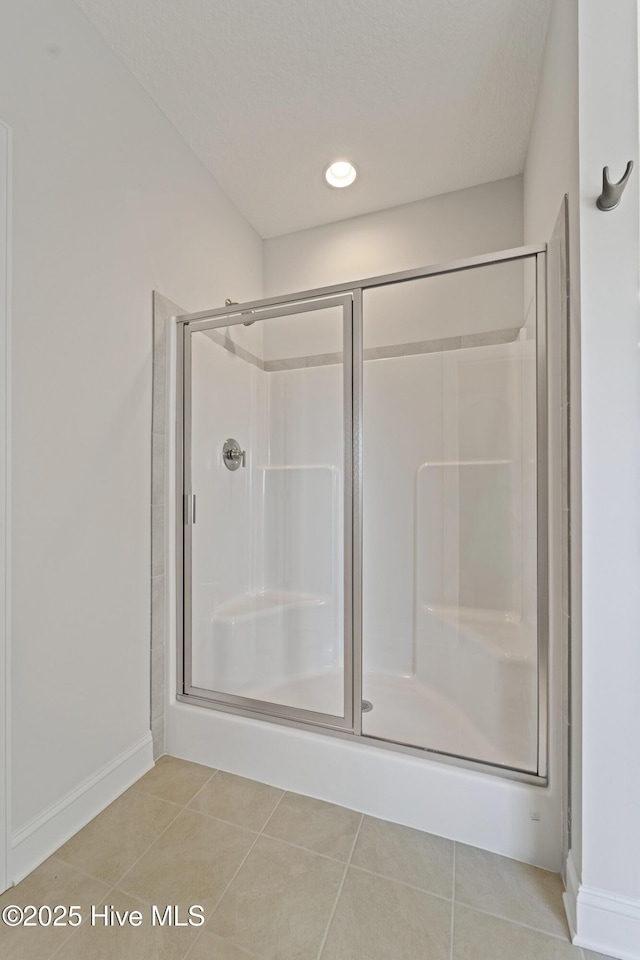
[177,293,357,733]
[176,242,549,785]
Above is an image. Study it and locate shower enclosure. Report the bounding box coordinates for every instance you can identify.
[176,244,547,782]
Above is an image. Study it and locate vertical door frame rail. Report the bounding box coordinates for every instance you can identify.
[175,243,549,787]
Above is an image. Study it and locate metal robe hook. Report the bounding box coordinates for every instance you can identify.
[596,161,634,211]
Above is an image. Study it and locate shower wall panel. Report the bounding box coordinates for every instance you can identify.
[190,330,266,691]
[265,364,344,666]
[362,351,444,676]
[361,258,539,772]
[186,302,347,719]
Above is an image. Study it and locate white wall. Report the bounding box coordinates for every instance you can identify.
[264,176,524,295]
[526,1,640,956]
[571,1,640,957]
[523,2,580,254]
[0,0,262,881]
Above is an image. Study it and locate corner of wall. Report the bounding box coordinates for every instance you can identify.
[8,733,152,886]
[564,849,640,960]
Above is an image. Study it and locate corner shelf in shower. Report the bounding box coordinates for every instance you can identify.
[213,590,327,624]
[423,604,535,665]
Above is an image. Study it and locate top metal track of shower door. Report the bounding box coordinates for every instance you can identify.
[176,243,547,325]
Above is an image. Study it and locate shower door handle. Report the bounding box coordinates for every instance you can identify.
[184,493,196,525]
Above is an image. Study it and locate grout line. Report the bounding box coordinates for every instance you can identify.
[143,792,458,897]
[179,924,266,960]
[125,787,185,812]
[181,932,204,960]
[183,767,219,805]
[185,782,286,930]
[183,930,264,960]
[257,789,286,836]
[182,808,260,837]
[315,812,364,960]
[109,798,201,898]
[138,795,457,894]
[205,830,263,924]
[130,768,218,808]
[259,833,357,866]
[46,880,119,960]
[49,788,186,889]
[454,902,574,943]
[346,863,453,903]
[184,795,289,958]
[450,842,456,960]
[48,854,126,891]
[41,923,81,960]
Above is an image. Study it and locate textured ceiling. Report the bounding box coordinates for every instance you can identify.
[73,0,552,238]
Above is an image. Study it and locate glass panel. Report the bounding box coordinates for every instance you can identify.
[361,259,539,771]
[188,303,346,720]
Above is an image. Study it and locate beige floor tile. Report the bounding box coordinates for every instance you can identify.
[118,810,255,917]
[455,843,569,937]
[0,857,109,960]
[453,905,583,959]
[351,815,454,897]
[52,889,198,960]
[321,866,452,960]
[133,756,215,806]
[55,788,181,885]
[263,792,361,861]
[189,772,283,831]
[208,836,344,960]
[189,930,264,959]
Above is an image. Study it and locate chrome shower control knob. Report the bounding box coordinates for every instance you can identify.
[222,438,246,471]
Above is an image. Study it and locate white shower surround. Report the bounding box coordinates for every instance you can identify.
[188,318,345,717]
[166,248,562,871]
[186,279,537,766]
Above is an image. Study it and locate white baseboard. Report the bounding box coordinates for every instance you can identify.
[564,851,640,960]
[7,733,153,885]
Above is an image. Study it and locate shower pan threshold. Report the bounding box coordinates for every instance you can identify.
[232,668,535,772]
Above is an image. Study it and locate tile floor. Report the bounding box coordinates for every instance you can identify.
[0,756,616,960]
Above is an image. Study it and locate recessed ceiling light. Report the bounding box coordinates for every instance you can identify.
[325,160,357,189]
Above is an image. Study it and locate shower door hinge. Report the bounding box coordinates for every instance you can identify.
[184,493,196,525]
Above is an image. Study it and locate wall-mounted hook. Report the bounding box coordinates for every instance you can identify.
[597,161,634,211]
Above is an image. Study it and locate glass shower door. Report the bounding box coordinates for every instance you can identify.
[180,295,354,729]
[360,255,543,774]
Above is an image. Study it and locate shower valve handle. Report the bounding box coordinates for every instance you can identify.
[222,439,246,471]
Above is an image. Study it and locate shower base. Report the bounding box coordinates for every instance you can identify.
[237,669,536,772]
